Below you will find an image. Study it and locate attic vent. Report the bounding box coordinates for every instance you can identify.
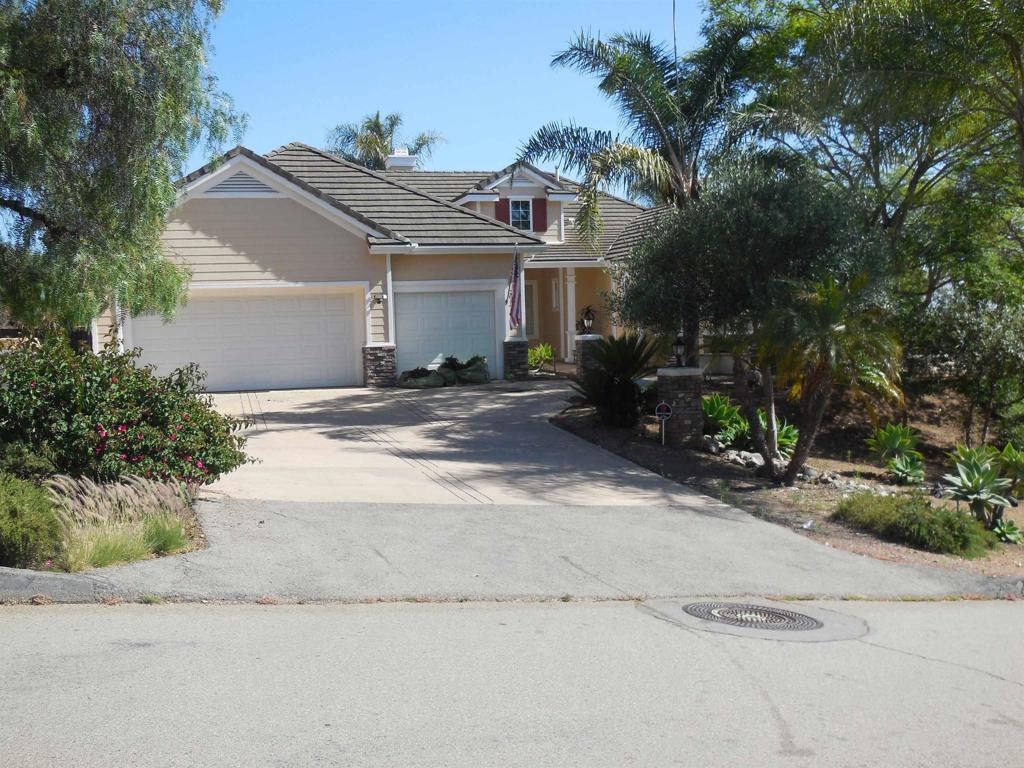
[206,171,278,196]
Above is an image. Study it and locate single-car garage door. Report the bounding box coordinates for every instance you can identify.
[395,291,497,374]
[130,290,362,391]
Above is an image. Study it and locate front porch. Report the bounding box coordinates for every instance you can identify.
[522,262,613,363]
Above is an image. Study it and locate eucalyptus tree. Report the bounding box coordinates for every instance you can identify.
[0,0,244,331]
[325,111,443,170]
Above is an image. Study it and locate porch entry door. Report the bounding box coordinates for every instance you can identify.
[394,290,497,374]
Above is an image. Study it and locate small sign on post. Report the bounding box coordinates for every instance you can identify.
[655,401,672,446]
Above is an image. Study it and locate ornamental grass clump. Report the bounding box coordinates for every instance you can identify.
[46,475,194,571]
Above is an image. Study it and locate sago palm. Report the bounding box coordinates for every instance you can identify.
[768,275,903,485]
[325,111,443,170]
[518,23,761,248]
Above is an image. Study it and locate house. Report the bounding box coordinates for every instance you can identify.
[94,143,649,391]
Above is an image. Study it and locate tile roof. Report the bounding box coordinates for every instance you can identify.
[265,144,543,248]
[606,206,673,261]
[530,182,647,264]
[380,170,491,200]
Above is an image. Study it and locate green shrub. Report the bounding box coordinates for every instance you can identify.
[887,454,925,485]
[833,493,994,557]
[0,338,250,485]
[572,334,662,427]
[528,343,554,370]
[0,472,62,567]
[867,423,923,463]
[0,440,56,481]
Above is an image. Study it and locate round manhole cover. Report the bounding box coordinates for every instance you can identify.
[682,602,824,631]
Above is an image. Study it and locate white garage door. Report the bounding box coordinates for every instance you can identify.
[395,291,497,374]
[131,291,361,391]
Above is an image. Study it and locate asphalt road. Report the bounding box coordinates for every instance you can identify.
[9,498,1016,603]
[2,599,1022,768]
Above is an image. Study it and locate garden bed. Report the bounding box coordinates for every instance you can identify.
[553,406,1024,580]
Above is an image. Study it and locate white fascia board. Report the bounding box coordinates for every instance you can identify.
[545,190,578,201]
[482,166,554,190]
[368,243,546,254]
[176,155,390,242]
[524,258,605,269]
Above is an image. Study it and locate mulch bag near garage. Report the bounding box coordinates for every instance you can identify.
[455,361,490,384]
[397,370,447,389]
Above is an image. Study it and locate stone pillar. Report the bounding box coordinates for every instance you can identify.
[656,367,703,447]
[574,334,603,379]
[362,344,397,387]
[503,339,529,381]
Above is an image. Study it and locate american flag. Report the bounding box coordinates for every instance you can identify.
[507,246,522,330]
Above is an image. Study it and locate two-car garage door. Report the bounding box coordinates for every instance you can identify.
[130,291,361,392]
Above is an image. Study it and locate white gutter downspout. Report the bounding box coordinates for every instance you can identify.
[385,253,396,344]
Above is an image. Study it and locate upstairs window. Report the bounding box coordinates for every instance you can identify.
[510,198,532,230]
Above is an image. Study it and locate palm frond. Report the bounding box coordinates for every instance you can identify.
[517,121,617,177]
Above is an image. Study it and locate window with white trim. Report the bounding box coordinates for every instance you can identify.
[510,199,532,230]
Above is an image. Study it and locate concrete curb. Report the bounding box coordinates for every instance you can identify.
[0,565,114,603]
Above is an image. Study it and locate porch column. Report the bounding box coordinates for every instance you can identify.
[564,266,576,363]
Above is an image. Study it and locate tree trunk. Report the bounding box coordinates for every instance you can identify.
[761,361,780,460]
[683,317,700,367]
[783,372,833,486]
[732,355,774,473]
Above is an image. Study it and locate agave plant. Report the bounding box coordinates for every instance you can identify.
[867,423,922,463]
[942,455,1014,528]
[887,454,925,486]
[995,442,1024,496]
[701,393,743,435]
[992,519,1023,545]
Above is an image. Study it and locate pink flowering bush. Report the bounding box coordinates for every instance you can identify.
[0,338,250,485]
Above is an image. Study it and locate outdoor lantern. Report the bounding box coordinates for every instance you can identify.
[582,305,595,332]
[673,333,687,366]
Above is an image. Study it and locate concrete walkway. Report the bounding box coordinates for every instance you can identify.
[3,599,1022,768]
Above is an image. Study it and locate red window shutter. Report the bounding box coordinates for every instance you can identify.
[532,198,547,232]
[495,198,510,223]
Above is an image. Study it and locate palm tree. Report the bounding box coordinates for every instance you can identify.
[767,276,903,485]
[325,111,443,170]
[517,24,760,247]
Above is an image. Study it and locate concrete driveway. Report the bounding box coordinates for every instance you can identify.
[209,380,700,506]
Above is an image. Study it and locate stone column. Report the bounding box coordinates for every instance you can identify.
[503,339,529,381]
[656,367,703,447]
[574,334,603,379]
[362,344,397,387]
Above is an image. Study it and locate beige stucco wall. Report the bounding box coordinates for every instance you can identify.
[134,197,389,342]
[390,252,513,282]
[527,267,565,360]
[574,267,613,337]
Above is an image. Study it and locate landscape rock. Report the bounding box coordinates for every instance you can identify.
[701,435,724,454]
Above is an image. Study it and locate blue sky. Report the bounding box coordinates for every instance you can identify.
[194,0,706,173]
